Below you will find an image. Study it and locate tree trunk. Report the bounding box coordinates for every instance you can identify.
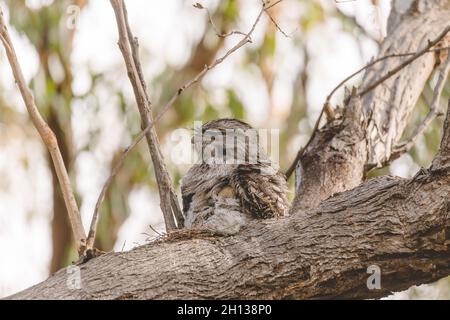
[8,102,450,300]
[6,0,450,300]
[8,124,450,298]
[48,114,73,274]
[292,0,450,211]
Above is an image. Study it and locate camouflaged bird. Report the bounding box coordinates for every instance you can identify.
[181,119,289,235]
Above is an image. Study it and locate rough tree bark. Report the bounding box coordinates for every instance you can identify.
[6,0,450,299]
[292,0,450,210]
[8,109,450,298]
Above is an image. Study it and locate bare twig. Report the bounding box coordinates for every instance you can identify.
[286,36,450,179]
[431,99,450,170]
[121,2,184,230]
[95,0,181,240]
[390,50,450,161]
[285,103,327,179]
[264,1,293,38]
[0,6,86,255]
[193,3,246,38]
[90,1,271,249]
[266,13,293,38]
[358,26,450,98]
[327,45,450,105]
[265,0,283,10]
[87,0,183,250]
[148,224,163,237]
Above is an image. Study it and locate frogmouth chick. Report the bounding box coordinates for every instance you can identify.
[181,118,289,235]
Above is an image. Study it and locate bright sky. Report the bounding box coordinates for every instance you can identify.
[0,0,423,298]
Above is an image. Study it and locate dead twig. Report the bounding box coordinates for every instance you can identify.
[265,0,283,10]
[358,26,450,98]
[102,0,181,237]
[285,30,450,179]
[90,1,272,249]
[87,0,183,251]
[148,224,163,236]
[327,45,450,105]
[193,3,246,38]
[0,6,86,255]
[195,1,291,38]
[263,1,294,38]
[390,49,450,161]
[285,107,325,179]
[122,2,185,230]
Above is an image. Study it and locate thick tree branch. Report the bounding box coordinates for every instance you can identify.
[0,6,86,256]
[8,144,450,299]
[391,51,450,161]
[358,26,450,98]
[9,101,450,298]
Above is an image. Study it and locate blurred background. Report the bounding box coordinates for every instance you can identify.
[0,0,449,298]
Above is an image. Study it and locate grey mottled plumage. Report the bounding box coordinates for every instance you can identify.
[181,119,289,234]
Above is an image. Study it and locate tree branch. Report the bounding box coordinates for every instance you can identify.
[8,145,450,299]
[358,26,450,98]
[193,3,246,38]
[285,45,450,180]
[291,6,450,210]
[5,0,450,300]
[90,0,272,248]
[0,6,86,256]
[432,99,450,169]
[390,50,450,161]
[9,103,450,299]
[87,0,183,249]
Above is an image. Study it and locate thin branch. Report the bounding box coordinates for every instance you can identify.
[264,2,293,38]
[335,7,381,44]
[123,4,151,105]
[286,41,450,179]
[193,3,246,38]
[148,224,163,237]
[358,26,450,98]
[390,50,450,161]
[0,6,86,255]
[87,0,183,251]
[120,0,182,234]
[327,45,450,105]
[285,106,325,179]
[122,1,183,229]
[265,0,283,10]
[90,1,271,249]
[436,99,450,161]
